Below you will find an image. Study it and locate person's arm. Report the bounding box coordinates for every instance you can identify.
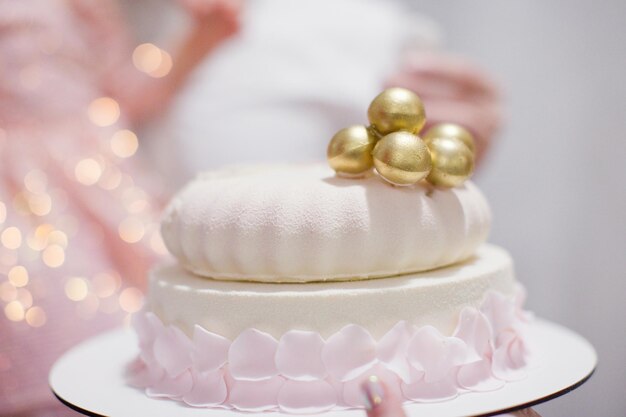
[105,0,241,126]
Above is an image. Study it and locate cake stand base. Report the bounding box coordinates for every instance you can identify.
[50,318,596,417]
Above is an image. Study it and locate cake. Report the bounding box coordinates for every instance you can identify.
[127,89,532,413]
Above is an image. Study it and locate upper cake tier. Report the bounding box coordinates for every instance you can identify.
[161,164,491,282]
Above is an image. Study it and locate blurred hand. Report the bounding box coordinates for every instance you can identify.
[178,0,242,42]
[361,378,541,417]
[386,52,503,165]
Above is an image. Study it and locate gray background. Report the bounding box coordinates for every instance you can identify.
[412,2,626,416]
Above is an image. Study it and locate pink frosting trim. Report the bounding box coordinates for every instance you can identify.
[127,286,532,412]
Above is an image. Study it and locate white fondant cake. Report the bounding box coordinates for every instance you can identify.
[161,164,490,282]
[149,245,514,339]
[129,164,532,412]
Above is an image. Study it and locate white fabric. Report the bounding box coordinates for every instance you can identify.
[148,244,516,339]
[161,164,491,281]
[150,0,441,184]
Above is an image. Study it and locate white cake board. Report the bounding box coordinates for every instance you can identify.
[50,319,596,417]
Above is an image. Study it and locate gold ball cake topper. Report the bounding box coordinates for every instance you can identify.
[327,125,377,177]
[372,132,431,185]
[327,88,477,188]
[368,88,426,135]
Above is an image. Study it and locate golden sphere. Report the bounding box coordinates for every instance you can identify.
[368,88,426,135]
[423,123,476,154]
[372,131,432,186]
[425,136,474,187]
[327,125,377,176]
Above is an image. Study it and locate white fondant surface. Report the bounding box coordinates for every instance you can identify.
[148,245,513,340]
[161,164,491,282]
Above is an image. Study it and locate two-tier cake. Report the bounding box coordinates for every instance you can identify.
[127,89,532,413]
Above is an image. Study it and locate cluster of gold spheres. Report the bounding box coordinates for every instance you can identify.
[327,87,476,188]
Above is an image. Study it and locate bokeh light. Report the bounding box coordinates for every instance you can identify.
[110,129,139,158]
[65,277,89,301]
[75,158,103,185]
[8,266,29,287]
[28,193,52,216]
[1,227,22,249]
[92,272,120,298]
[24,169,48,194]
[118,217,145,243]
[4,301,25,322]
[42,244,65,268]
[25,306,47,327]
[0,201,6,223]
[132,43,172,78]
[87,97,120,127]
[119,287,143,313]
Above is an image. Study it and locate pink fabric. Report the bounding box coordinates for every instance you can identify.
[128,287,533,413]
[0,2,160,415]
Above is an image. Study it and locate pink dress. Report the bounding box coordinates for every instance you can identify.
[0,1,162,415]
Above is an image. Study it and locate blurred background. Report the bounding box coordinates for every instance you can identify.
[1,1,624,416]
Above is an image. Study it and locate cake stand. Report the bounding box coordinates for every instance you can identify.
[50,318,596,417]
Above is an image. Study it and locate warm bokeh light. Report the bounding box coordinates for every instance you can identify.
[118,217,145,243]
[150,50,173,78]
[92,272,121,298]
[28,193,52,216]
[25,306,47,327]
[75,158,103,185]
[87,97,120,127]
[48,230,68,248]
[28,223,53,251]
[24,169,48,193]
[119,287,143,313]
[42,244,65,268]
[132,43,172,78]
[4,300,25,322]
[8,266,29,287]
[98,165,123,191]
[1,227,22,249]
[110,129,139,158]
[0,201,6,223]
[65,277,89,301]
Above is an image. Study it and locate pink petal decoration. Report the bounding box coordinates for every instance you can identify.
[481,291,516,335]
[453,308,493,362]
[191,325,230,372]
[229,376,285,412]
[322,324,377,382]
[457,359,504,392]
[377,321,416,383]
[342,365,403,408]
[276,330,327,381]
[182,369,228,407]
[401,373,459,402]
[125,357,165,388]
[146,369,193,398]
[277,380,337,414]
[407,326,469,383]
[153,325,193,378]
[492,331,528,381]
[229,328,278,381]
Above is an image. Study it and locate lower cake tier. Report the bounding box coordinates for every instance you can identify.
[128,245,533,412]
